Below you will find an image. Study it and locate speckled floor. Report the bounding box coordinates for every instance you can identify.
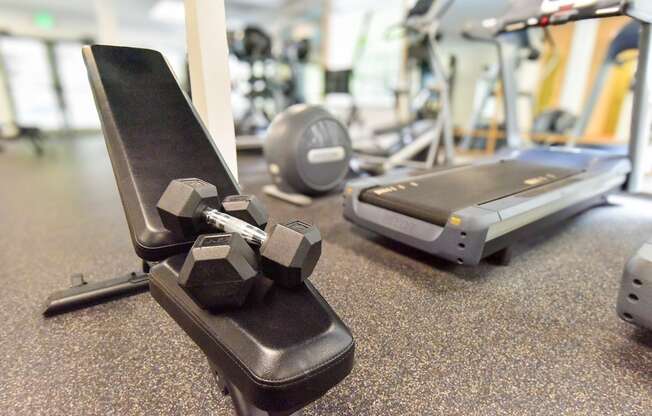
[1,136,651,416]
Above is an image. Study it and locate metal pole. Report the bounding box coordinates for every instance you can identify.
[496,33,522,149]
[45,41,71,131]
[627,22,652,192]
[427,34,455,163]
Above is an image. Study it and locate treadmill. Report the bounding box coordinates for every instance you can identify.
[344,0,651,266]
[618,238,652,330]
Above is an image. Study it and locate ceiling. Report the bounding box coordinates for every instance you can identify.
[0,0,515,42]
[0,0,321,28]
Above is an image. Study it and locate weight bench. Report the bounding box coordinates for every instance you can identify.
[80,45,355,415]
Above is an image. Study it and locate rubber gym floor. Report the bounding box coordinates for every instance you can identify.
[1,136,651,415]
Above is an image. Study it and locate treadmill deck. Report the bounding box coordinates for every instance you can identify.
[360,160,582,226]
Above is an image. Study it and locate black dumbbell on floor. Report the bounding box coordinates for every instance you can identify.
[157,179,322,307]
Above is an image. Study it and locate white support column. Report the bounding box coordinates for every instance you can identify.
[497,33,522,148]
[93,0,120,44]
[184,0,238,181]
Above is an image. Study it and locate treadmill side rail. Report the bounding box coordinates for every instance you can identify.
[484,171,628,241]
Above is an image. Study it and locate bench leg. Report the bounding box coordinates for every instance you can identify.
[208,361,303,416]
[43,261,150,316]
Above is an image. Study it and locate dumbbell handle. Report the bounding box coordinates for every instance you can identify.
[203,208,267,246]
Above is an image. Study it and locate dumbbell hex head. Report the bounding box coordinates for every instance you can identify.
[222,194,268,229]
[179,233,259,309]
[260,220,322,288]
[157,178,220,238]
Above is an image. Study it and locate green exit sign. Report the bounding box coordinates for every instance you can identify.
[34,11,55,29]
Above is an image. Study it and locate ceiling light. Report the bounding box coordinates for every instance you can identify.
[481,18,497,29]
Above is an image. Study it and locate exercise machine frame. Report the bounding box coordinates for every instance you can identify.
[355,0,456,173]
[343,0,651,264]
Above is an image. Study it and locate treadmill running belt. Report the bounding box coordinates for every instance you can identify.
[359,160,582,226]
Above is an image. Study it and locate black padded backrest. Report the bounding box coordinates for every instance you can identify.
[83,45,241,261]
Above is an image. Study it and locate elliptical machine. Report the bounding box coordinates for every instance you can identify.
[354,0,457,173]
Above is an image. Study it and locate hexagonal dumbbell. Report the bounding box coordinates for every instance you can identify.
[157,179,322,288]
[260,220,322,288]
[157,179,267,238]
[179,233,259,309]
[222,194,268,230]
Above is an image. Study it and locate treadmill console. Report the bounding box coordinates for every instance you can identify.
[500,1,652,33]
